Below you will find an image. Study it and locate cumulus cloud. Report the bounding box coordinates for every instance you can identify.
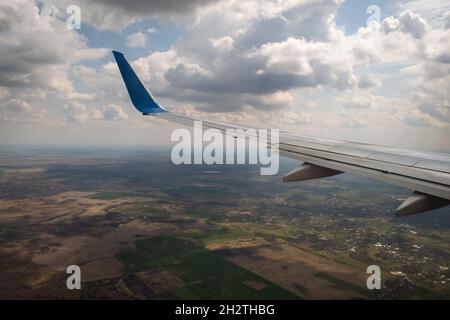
[126,0,358,113]
[382,11,430,38]
[57,0,218,30]
[93,105,129,121]
[342,117,368,129]
[64,103,89,124]
[444,11,450,29]
[4,98,33,113]
[425,28,450,64]
[339,92,402,112]
[209,36,234,51]
[0,97,46,124]
[126,32,147,48]
[2,0,450,150]
[0,0,108,130]
[103,0,449,140]
[419,104,450,122]
[254,37,357,90]
[0,87,10,99]
[0,1,108,90]
[357,75,381,89]
[397,0,450,25]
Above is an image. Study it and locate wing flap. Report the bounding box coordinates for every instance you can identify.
[283,148,449,196]
[414,160,450,174]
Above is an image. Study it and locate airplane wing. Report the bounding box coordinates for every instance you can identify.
[112,51,450,216]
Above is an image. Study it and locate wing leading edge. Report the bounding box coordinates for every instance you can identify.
[112,51,450,216]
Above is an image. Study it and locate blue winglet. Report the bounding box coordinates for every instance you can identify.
[112,51,166,115]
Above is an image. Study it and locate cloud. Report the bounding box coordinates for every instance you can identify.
[254,37,357,90]
[425,29,450,64]
[130,0,357,112]
[0,87,10,99]
[382,11,430,38]
[397,0,450,25]
[342,118,368,128]
[0,0,108,129]
[402,112,443,128]
[209,36,234,51]
[444,11,450,29]
[4,98,32,113]
[0,1,108,90]
[2,0,450,150]
[340,92,402,111]
[93,105,129,121]
[105,0,450,140]
[419,104,450,122]
[358,75,381,89]
[126,32,147,48]
[0,97,46,124]
[57,0,218,30]
[64,103,89,124]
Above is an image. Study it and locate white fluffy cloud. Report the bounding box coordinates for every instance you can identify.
[126,32,147,48]
[254,37,357,90]
[0,96,46,125]
[1,0,450,150]
[93,105,129,121]
[445,11,450,29]
[382,11,430,39]
[121,0,356,114]
[0,0,108,127]
[397,0,450,25]
[0,1,107,90]
[64,103,89,124]
[101,1,449,149]
[209,36,234,51]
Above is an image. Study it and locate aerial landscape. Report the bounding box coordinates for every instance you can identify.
[1,147,448,299]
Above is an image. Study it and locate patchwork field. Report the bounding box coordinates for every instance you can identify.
[222,243,368,299]
[116,236,299,299]
[0,148,449,299]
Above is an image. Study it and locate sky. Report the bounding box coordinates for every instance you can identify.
[0,0,449,151]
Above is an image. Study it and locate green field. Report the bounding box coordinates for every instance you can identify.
[236,222,299,240]
[116,236,300,299]
[88,191,141,200]
[181,227,251,244]
[314,272,370,297]
[0,168,7,177]
[118,203,169,218]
